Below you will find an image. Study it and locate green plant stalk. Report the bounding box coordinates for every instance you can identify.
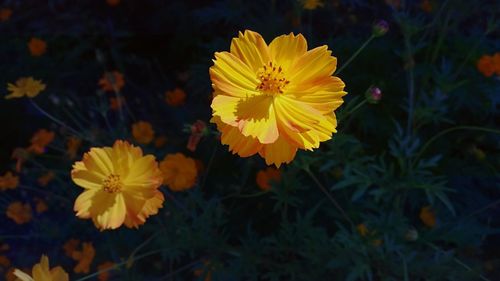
[335,35,376,75]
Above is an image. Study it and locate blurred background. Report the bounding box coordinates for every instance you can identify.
[0,0,499,280]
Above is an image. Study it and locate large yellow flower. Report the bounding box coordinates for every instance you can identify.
[13,255,68,281]
[210,30,346,167]
[5,77,46,99]
[71,140,164,230]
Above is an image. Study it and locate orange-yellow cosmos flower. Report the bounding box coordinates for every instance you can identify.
[477,55,495,77]
[210,30,346,167]
[71,140,164,230]
[99,71,125,92]
[71,242,95,274]
[419,206,436,228]
[6,202,32,224]
[28,38,47,57]
[5,77,46,99]
[255,167,281,191]
[165,88,186,106]
[13,255,68,281]
[0,171,19,191]
[132,121,155,144]
[159,153,197,191]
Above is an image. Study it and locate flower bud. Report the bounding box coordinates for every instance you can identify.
[365,86,382,104]
[372,20,389,37]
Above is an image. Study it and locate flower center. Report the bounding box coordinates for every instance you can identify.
[256,62,290,95]
[103,174,122,193]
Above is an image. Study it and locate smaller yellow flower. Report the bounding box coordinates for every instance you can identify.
[5,77,46,99]
[419,206,436,228]
[6,202,32,224]
[28,38,47,56]
[302,0,324,10]
[159,153,197,191]
[13,255,68,281]
[0,171,19,191]
[132,121,155,144]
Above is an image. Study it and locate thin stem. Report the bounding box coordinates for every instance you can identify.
[201,141,218,190]
[335,35,375,75]
[413,126,500,165]
[305,168,354,227]
[127,229,165,263]
[158,260,200,280]
[29,100,88,140]
[342,99,368,120]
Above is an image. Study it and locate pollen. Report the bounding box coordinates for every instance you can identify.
[256,61,290,95]
[103,174,122,193]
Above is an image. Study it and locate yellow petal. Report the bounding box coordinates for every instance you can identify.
[32,256,51,281]
[229,30,270,72]
[211,94,239,126]
[210,52,260,97]
[50,267,69,281]
[288,45,337,85]
[13,269,33,281]
[259,136,298,167]
[236,95,279,144]
[84,147,114,176]
[71,168,105,190]
[213,116,263,157]
[74,189,99,218]
[89,192,126,230]
[269,33,307,71]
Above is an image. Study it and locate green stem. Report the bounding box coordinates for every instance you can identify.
[413,126,500,165]
[305,168,354,227]
[335,35,375,75]
[342,99,368,120]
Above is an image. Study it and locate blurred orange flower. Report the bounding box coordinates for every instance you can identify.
[71,242,95,274]
[5,268,17,281]
[97,261,115,281]
[71,140,164,230]
[109,96,125,111]
[28,37,47,56]
[165,88,186,106]
[63,239,81,257]
[357,223,382,246]
[0,172,18,191]
[106,0,121,7]
[5,77,46,99]
[37,171,55,187]
[6,202,32,224]
[67,136,82,159]
[13,255,68,281]
[302,0,324,10]
[34,198,48,213]
[99,71,125,92]
[419,206,436,228]
[159,153,197,191]
[477,55,495,77]
[132,121,155,144]
[154,136,168,148]
[493,52,500,75]
[0,8,12,22]
[255,167,281,191]
[0,256,10,268]
[27,129,55,154]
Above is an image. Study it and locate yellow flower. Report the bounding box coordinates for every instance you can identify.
[5,77,46,99]
[28,38,47,57]
[0,172,19,191]
[13,255,68,281]
[210,30,346,167]
[71,140,164,230]
[132,121,155,144]
[159,153,197,191]
[71,242,95,274]
[302,0,324,10]
[255,167,281,191]
[6,202,32,224]
[0,8,13,22]
[419,206,436,228]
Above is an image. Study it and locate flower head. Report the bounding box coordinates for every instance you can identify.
[28,38,47,56]
[27,129,55,154]
[493,52,500,75]
[71,242,95,274]
[71,140,164,230]
[109,96,125,111]
[477,55,495,77]
[5,77,46,99]
[210,30,346,167]
[256,167,281,190]
[0,8,13,22]
[34,198,48,213]
[37,171,55,187]
[0,172,18,191]
[66,137,82,159]
[132,121,155,145]
[6,202,32,224]
[99,71,125,92]
[13,255,68,281]
[372,20,389,37]
[159,153,197,191]
[365,86,382,104]
[165,88,186,106]
[97,262,115,281]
